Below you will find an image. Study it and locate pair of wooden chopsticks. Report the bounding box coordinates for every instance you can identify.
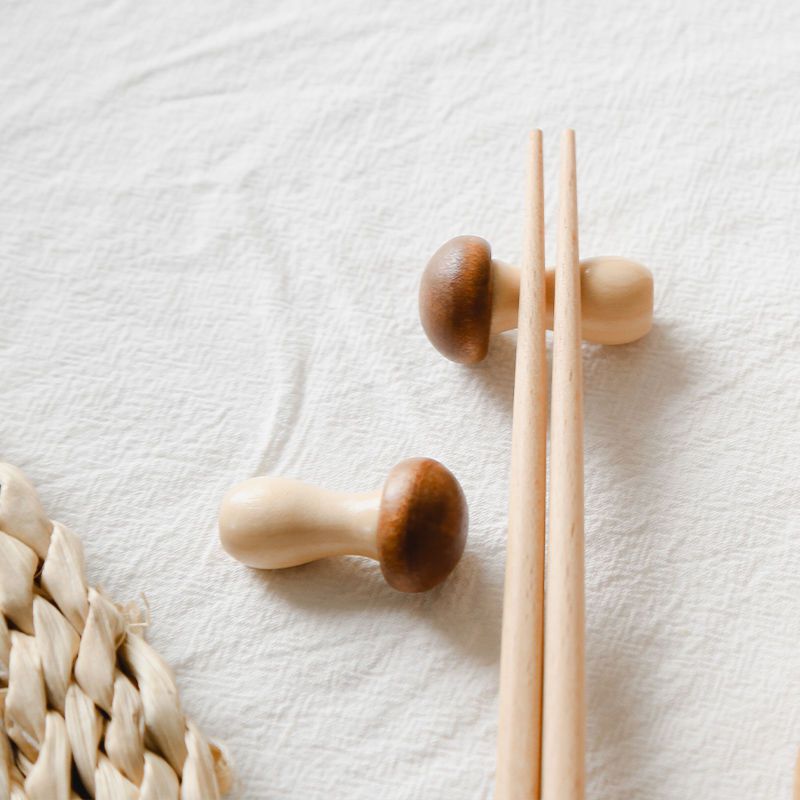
[496,130,585,800]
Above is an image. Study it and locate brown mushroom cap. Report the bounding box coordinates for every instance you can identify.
[376,458,468,593]
[419,236,493,364]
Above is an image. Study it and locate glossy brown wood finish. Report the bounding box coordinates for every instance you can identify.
[419,235,494,364]
[377,457,468,592]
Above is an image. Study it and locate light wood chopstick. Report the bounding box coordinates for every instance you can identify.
[541,129,586,800]
[794,749,800,800]
[495,130,548,800]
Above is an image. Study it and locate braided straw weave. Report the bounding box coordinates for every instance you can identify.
[0,463,231,799]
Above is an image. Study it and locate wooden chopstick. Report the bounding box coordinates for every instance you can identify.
[794,749,800,800]
[495,130,548,799]
[541,129,586,800]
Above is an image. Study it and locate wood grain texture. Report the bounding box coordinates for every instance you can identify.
[495,130,547,800]
[419,236,494,363]
[377,457,468,592]
[541,129,586,800]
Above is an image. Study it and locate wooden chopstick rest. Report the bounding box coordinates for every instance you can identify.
[219,457,468,593]
[419,235,653,363]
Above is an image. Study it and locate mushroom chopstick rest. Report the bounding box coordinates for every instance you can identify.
[420,235,654,363]
[219,457,468,593]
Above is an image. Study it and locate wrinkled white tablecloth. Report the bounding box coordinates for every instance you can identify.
[1,1,798,797]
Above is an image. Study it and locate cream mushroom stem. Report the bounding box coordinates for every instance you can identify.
[219,478,381,569]
[490,256,654,344]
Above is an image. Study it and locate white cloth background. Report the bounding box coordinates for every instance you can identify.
[1,1,798,797]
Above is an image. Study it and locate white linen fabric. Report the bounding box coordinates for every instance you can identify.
[1,1,798,797]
